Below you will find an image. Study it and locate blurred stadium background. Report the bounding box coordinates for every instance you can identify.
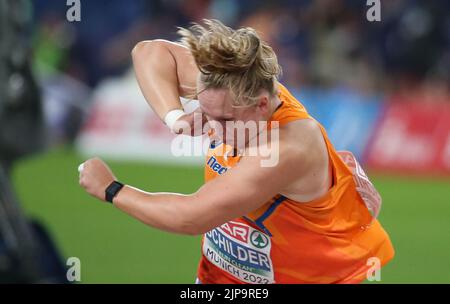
[1,0,449,283]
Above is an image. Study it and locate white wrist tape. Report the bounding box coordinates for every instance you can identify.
[164,109,185,132]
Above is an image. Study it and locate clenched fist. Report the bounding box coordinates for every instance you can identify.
[78,157,116,201]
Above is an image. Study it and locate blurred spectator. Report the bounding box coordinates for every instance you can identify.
[29,0,450,146]
[32,0,449,92]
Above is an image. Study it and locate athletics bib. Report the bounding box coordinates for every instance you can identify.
[202,221,274,284]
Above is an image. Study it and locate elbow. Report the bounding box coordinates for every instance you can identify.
[177,219,209,236]
[175,213,212,236]
[131,40,152,60]
[138,214,205,236]
[182,227,203,236]
[131,39,168,60]
[187,225,211,236]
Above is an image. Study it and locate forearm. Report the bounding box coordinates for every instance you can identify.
[112,185,201,235]
[131,40,183,120]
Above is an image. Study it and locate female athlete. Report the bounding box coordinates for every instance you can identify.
[79,19,394,284]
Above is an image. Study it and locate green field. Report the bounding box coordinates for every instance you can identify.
[11,148,450,283]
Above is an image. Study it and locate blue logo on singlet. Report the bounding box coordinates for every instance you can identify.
[207,156,228,175]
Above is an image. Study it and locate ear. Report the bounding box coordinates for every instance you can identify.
[256,95,270,114]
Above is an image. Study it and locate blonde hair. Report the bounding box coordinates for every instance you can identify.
[177,19,281,106]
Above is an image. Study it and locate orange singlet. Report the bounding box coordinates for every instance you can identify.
[197,84,395,284]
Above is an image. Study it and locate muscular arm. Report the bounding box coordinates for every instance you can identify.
[131,39,199,120]
[112,144,298,235]
[111,120,326,234]
[79,120,328,235]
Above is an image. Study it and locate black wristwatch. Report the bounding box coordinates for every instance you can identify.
[105,181,125,203]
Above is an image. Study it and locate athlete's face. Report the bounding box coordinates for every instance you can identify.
[197,84,271,149]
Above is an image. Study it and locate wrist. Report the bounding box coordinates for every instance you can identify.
[105,181,125,204]
[164,109,185,133]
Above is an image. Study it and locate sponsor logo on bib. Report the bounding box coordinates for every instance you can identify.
[203,221,274,284]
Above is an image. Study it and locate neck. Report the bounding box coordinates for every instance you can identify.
[266,95,282,121]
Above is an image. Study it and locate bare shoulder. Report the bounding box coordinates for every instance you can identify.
[254,118,326,166]
[276,119,331,200]
[279,118,327,160]
[132,39,188,54]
